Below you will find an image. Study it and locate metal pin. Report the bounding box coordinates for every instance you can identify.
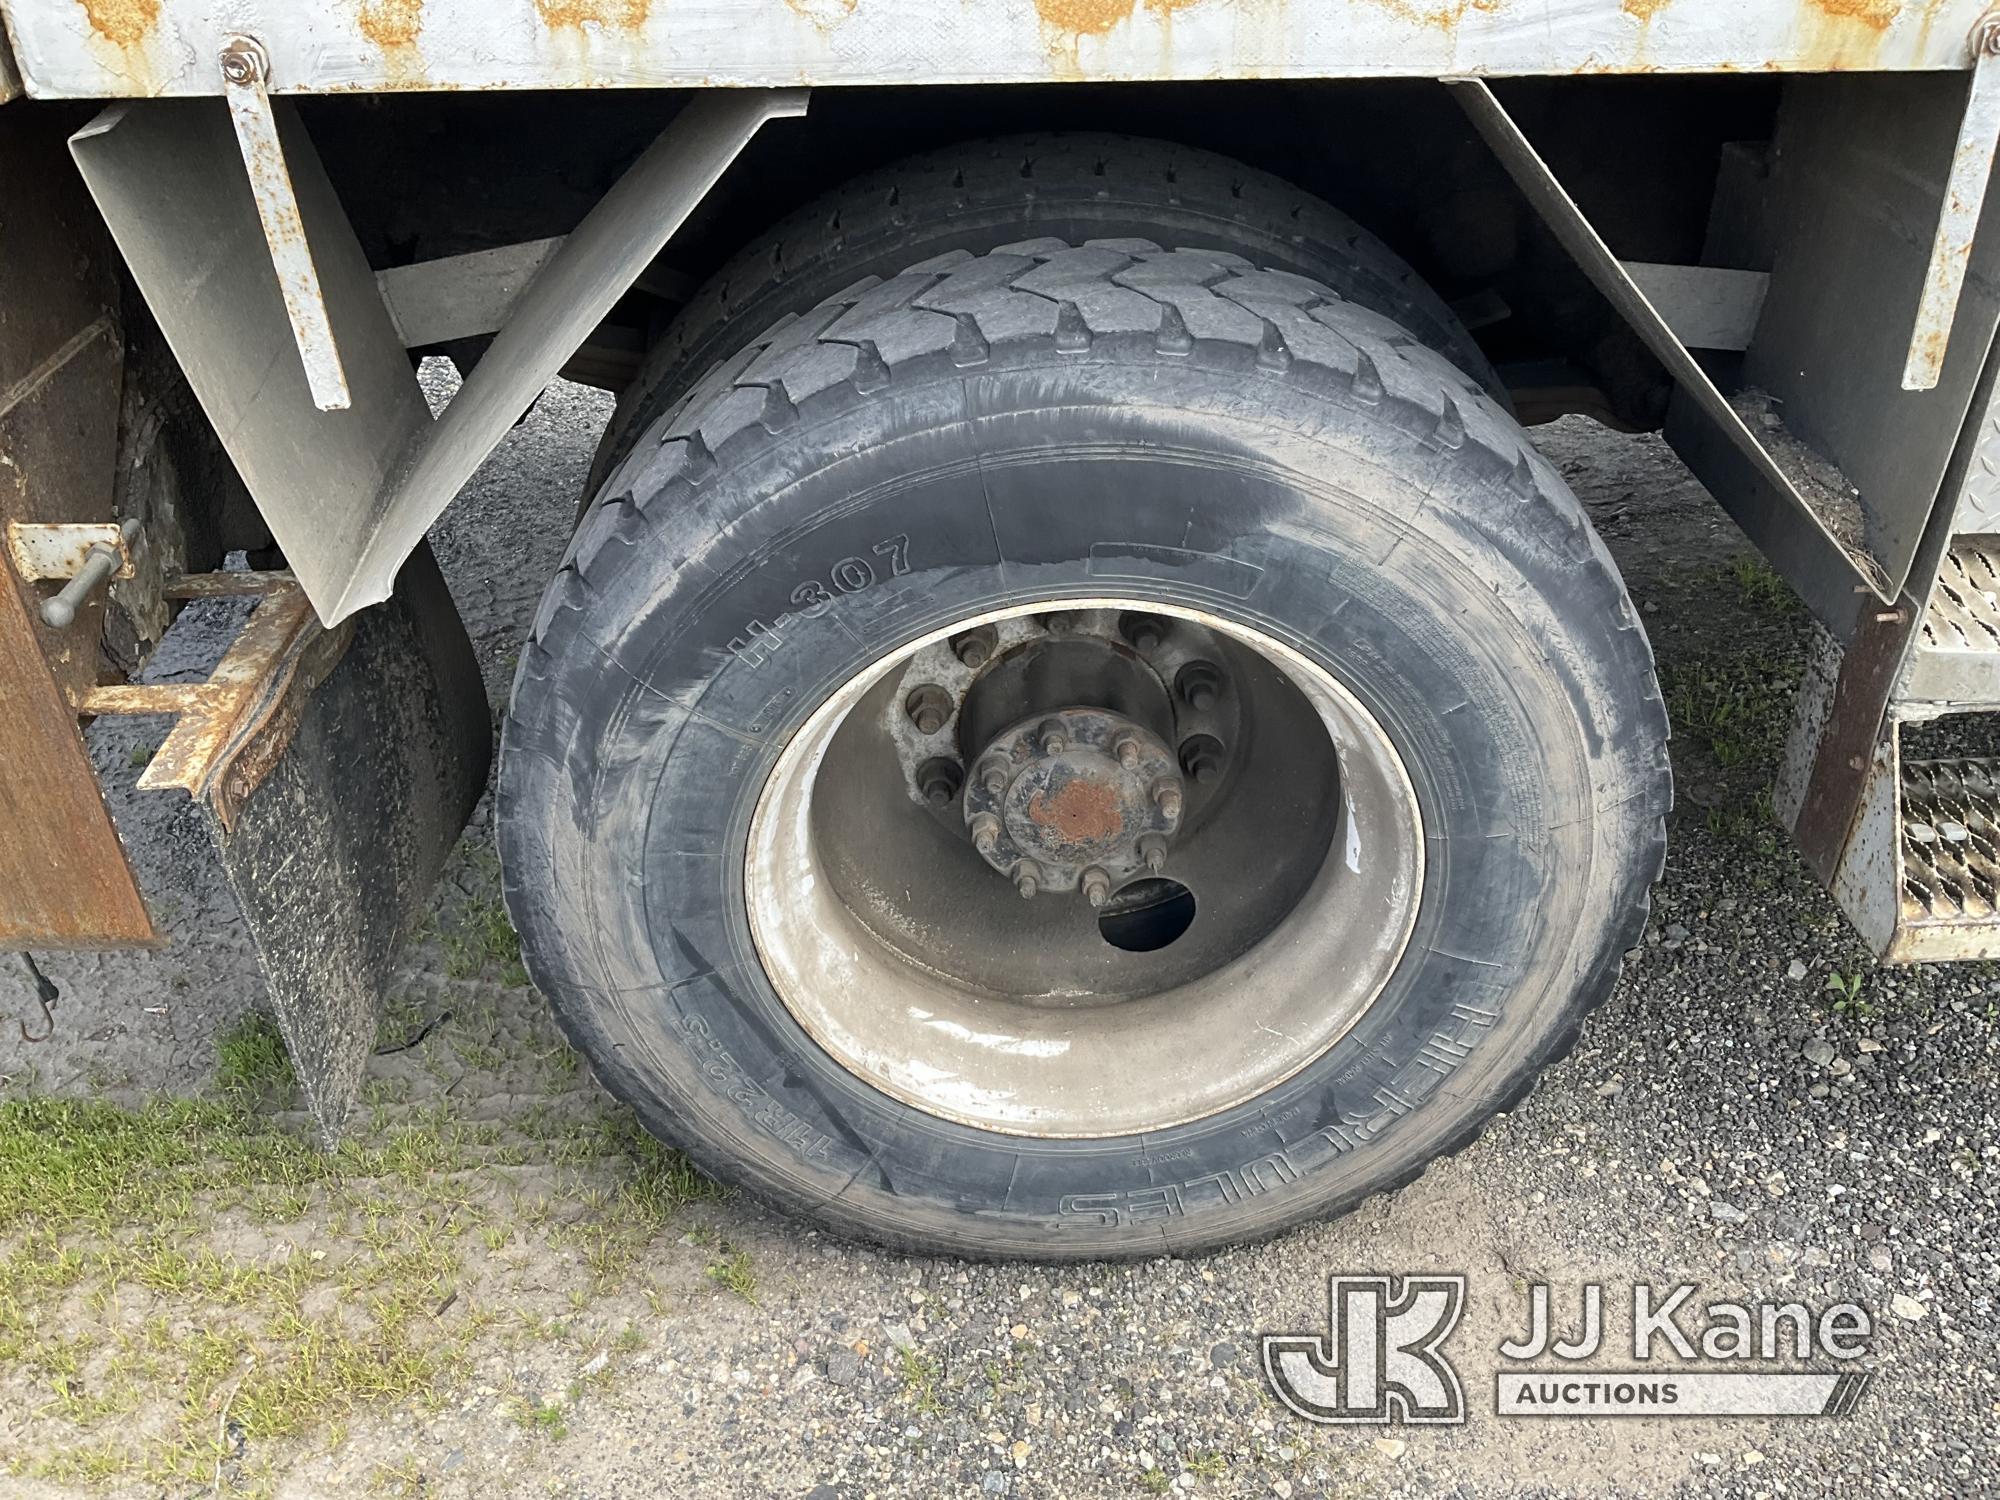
[40,518,139,629]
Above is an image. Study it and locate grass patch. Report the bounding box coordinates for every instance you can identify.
[215,1012,295,1102]
[897,1346,943,1416]
[511,1394,570,1440]
[1826,970,1878,1019]
[441,902,526,986]
[704,1247,758,1304]
[0,1095,310,1233]
[1185,1450,1229,1480]
[439,878,528,987]
[1663,655,1799,771]
[0,1081,716,1491]
[1730,554,1805,620]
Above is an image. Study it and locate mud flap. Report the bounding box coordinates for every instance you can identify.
[205,543,488,1140]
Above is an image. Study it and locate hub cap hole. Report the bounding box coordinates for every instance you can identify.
[1098,878,1197,952]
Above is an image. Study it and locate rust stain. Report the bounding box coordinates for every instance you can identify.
[786,0,860,27]
[1355,0,1503,32]
[1620,0,1672,20]
[358,0,425,49]
[78,0,160,48]
[1805,0,1901,29]
[1035,0,1212,83]
[1036,0,1137,35]
[533,0,651,29]
[1033,0,1206,38]
[1028,777,1125,845]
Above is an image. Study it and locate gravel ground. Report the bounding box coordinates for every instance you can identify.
[1,383,1996,1499]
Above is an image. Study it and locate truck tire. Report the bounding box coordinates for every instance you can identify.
[501,241,1668,1259]
[586,131,1502,503]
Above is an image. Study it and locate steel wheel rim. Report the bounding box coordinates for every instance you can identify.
[745,597,1424,1137]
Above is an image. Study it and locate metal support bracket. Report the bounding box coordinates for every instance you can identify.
[217,36,348,413]
[5,519,136,584]
[375,237,565,350]
[72,87,809,626]
[1448,78,1897,614]
[1906,17,2000,390]
[79,570,353,826]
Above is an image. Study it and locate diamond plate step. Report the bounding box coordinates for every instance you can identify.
[1893,758,2000,960]
[1902,539,2000,709]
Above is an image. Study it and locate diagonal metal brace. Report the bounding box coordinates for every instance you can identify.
[72,87,808,625]
[1448,78,1895,608]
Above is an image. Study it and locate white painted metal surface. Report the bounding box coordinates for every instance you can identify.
[72,86,805,625]
[376,238,563,348]
[0,0,1992,100]
[220,36,350,412]
[1451,78,1899,604]
[72,96,431,621]
[336,86,808,619]
[1905,22,2000,389]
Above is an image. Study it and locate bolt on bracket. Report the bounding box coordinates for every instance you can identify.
[218,35,350,412]
[78,570,354,829]
[5,518,137,584]
[1904,14,2000,391]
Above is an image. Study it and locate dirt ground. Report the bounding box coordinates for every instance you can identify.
[0,383,1994,1499]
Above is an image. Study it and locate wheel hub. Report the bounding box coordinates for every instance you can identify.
[748,596,1426,1136]
[963,707,1183,902]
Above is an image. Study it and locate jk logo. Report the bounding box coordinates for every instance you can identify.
[1261,1274,1467,1425]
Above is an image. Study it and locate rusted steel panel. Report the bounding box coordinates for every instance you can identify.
[0,0,1991,99]
[150,588,349,816]
[78,574,361,828]
[0,102,126,705]
[0,98,155,950]
[0,546,157,950]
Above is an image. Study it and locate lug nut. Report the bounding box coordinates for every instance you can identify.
[970,812,1001,855]
[1176,660,1223,712]
[917,756,963,808]
[1081,867,1112,908]
[1119,612,1169,651]
[1113,736,1142,770]
[1038,718,1070,755]
[1154,782,1184,821]
[1138,834,1169,876]
[1178,734,1225,785]
[950,626,996,668]
[1015,864,1041,900]
[981,762,1010,798]
[905,683,953,735]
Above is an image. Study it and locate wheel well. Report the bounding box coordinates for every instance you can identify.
[303,75,1778,430]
